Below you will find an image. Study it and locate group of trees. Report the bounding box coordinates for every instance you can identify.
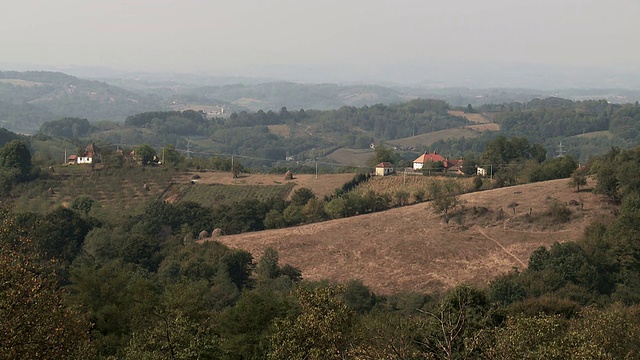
[0,139,33,191]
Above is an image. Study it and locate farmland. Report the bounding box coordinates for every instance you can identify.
[171,182,296,206]
[166,171,359,202]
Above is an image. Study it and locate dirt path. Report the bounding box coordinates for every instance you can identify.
[474,226,526,268]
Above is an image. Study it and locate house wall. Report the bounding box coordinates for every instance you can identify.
[77,157,93,164]
[375,167,393,176]
[413,162,423,170]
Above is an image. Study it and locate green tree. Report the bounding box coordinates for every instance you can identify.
[570,168,588,192]
[135,144,157,165]
[368,144,399,167]
[256,247,281,281]
[0,212,92,359]
[162,144,183,166]
[290,187,316,206]
[429,180,463,222]
[71,195,96,215]
[0,139,32,182]
[268,285,355,360]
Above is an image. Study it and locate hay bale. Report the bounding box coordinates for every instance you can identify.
[284,170,294,180]
[211,228,224,237]
[191,174,201,180]
[198,230,209,239]
[183,232,195,244]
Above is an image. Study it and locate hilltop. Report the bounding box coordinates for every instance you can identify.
[0,71,164,133]
[212,178,615,295]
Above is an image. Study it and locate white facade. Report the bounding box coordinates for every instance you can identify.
[77,156,93,164]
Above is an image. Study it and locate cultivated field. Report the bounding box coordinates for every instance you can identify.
[168,171,359,201]
[212,179,616,295]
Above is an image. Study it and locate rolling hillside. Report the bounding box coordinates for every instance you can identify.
[212,178,615,295]
[0,71,165,133]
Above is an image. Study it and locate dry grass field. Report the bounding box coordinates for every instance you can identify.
[211,178,616,295]
[266,124,291,138]
[325,148,375,167]
[170,171,358,200]
[388,128,481,149]
[448,110,493,124]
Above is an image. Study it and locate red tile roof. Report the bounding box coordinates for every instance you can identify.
[413,152,446,164]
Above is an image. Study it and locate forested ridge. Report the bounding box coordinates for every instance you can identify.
[34,96,640,166]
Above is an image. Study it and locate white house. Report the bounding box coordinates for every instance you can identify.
[375,162,394,176]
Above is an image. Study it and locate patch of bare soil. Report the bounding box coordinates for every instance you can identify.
[210,179,616,295]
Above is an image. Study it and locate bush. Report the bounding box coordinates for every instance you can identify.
[545,201,572,223]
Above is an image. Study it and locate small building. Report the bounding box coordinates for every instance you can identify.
[413,151,465,174]
[67,155,77,165]
[77,156,93,164]
[476,167,487,177]
[375,162,394,176]
[413,151,446,171]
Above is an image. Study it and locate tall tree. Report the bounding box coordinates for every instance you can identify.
[0,139,31,182]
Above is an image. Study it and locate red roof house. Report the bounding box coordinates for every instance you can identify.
[413,151,465,174]
[413,152,446,170]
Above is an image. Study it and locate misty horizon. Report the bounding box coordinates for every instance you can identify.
[1,0,639,89]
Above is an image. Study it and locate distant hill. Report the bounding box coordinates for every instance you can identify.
[0,71,166,134]
[213,178,615,295]
[185,82,408,111]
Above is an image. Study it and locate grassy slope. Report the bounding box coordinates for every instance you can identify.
[387,128,482,148]
[213,178,615,295]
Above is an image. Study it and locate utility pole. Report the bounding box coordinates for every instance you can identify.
[64,149,67,164]
[556,142,566,158]
[185,139,192,159]
[315,157,318,180]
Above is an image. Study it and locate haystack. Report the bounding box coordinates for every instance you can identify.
[284,170,294,180]
[211,228,224,237]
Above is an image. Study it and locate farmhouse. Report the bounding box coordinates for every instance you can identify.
[68,142,101,165]
[375,162,394,176]
[413,151,464,174]
[413,151,446,170]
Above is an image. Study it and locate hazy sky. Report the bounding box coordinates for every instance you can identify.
[2,0,639,83]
